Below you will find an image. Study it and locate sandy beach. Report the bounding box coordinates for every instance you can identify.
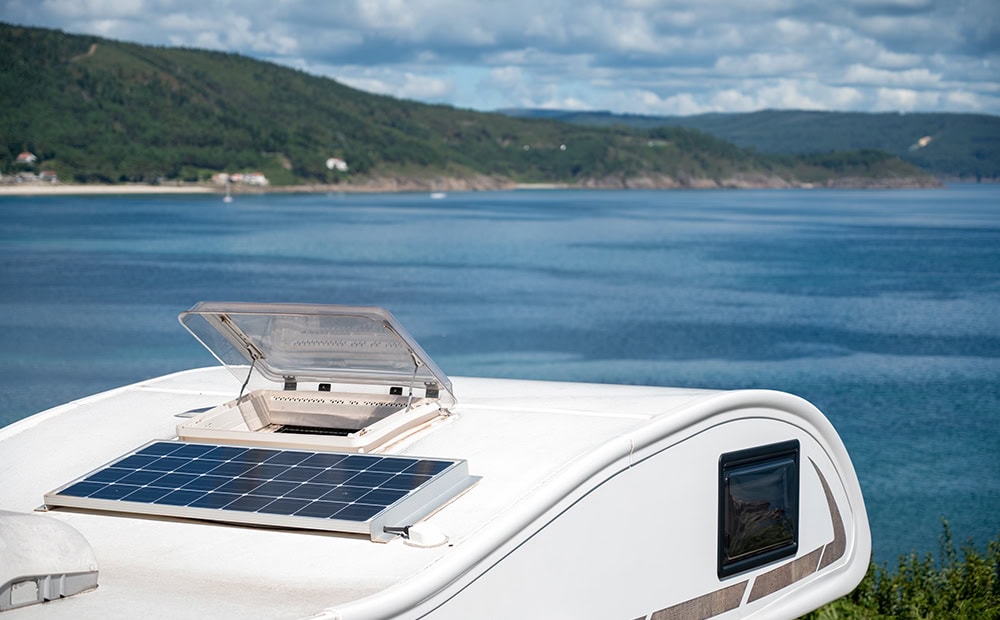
[0,183,216,196]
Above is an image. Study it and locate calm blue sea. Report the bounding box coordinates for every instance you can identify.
[1,185,998,564]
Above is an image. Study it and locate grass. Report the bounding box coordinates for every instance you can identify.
[803,521,1000,619]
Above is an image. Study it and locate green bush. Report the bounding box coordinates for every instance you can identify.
[802,520,1000,619]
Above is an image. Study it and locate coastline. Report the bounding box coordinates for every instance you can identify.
[0,174,942,197]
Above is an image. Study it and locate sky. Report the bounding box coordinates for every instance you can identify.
[2,0,998,116]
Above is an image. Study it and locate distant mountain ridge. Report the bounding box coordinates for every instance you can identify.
[501,109,1000,181]
[1,22,936,189]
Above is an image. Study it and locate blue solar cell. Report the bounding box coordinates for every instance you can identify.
[273,466,324,482]
[232,448,282,464]
[264,451,312,466]
[118,470,166,486]
[284,483,335,500]
[173,459,221,474]
[299,453,348,469]
[337,454,381,471]
[114,454,160,469]
[333,503,384,521]
[258,497,310,515]
[358,488,409,505]
[320,485,372,503]
[207,461,258,477]
[170,443,216,458]
[136,442,183,457]
[202,446,247,461]
[308,469,357,485]
[189,492,241,509]
[181,475,230,491]
[226,495,277,512]
[254,480,301,497]
[295,500,348,519]
[215,478,267,495]
[90,484,141,500]
[243,464,291,480]
[148,472,200,489]
[61,481,107,497]
[346,471,394,488]
[46,440,471,539]
[153,489,207,506]
[382,473,431,491]
[84,468,132,483]
[122,486,173,503]
[409,460,452,476]
[366,457,417,473]
[142,456,191,472]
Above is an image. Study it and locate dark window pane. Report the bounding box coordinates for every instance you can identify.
[718,440,799,578]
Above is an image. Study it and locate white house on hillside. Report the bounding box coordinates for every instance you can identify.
[326,157,348,172]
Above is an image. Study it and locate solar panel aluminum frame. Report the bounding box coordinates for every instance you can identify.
[43,442,479,543]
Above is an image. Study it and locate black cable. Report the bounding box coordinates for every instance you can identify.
[239,353,257,399]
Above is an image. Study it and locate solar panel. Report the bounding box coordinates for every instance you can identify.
[44,441,476,541]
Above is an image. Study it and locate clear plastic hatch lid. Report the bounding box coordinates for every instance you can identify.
[179,302,454,407]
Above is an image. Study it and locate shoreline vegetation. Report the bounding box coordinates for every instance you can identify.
[804,522,999,620]
[0,173,942,197]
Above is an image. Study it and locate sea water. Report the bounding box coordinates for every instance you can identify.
[1,185,997,564]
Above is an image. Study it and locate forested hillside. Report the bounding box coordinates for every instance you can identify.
[0,23,935,188]
[505,109,1000,181]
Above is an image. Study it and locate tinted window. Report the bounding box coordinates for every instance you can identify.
[718,440,799,577]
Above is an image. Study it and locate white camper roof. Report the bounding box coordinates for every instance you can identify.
[1,367,720,619]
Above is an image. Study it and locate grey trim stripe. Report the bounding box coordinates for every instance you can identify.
[649,581,748,620]
[814,459,846,570]
[747,547,823,602]
[640,457,847,619]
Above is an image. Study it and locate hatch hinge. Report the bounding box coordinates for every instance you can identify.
[218,314,266,361]
[424,382,440,399]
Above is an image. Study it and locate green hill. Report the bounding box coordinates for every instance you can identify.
[0,23,935,189]
[504,109,1000,181]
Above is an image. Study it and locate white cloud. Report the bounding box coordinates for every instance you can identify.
[39,0,145,19]
[773,18,812,42]
[602,90,699,116]
[536,96,591,110]
[751,81,828,110]
[5,0,998,115]
[842,64,942,88]
[661,93,707,116]
[355,0,417,32]
[598,9,661,53]
[399,73,453,100]
[488,66,524,90]
[334,75,391,96]
[873,87,941,111]
[872,49,923,70]
[708,89,760,113]
[335,69,453,102]
[157,12,216,33]
[714,53,809,77]
[944,90,984,110]
[596,79,869,116]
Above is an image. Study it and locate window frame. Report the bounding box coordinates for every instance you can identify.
[717,439,800,578]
